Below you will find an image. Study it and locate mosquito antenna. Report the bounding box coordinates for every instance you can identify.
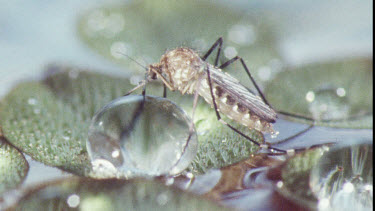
[116,51,148,71]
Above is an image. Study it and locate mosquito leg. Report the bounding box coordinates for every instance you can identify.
[202,37,223,67]
[124,80,146,96]
[277,111,316,122]
[221,57,319,124]
[169,78,203,170]
[163,84,167,98]
[220,56,270,107]
[205,65,286,154]
[120,81,147,140]
[268,124,314,145]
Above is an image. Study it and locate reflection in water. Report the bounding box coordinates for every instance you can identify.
[166,154,292,210]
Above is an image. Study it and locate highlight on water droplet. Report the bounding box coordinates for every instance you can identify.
[228,24,256,45]
[310,140,373,211]
[224,46,238,59]
[110,41,132,59]
[27,98,37,105]
[87,95,198,178]
[66,194,80,208]
[84,9,125,38]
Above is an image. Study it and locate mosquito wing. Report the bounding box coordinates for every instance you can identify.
[209,67,277,123]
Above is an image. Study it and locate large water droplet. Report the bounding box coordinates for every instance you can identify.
[310,140,373,211]
[87,95,198,178]
[306,86,350,120]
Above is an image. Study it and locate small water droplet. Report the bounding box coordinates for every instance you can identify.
[156,192,169,206]
[27,98,37,105]
[224,46,238,59]
[310,140,373,211]
[257,66,272,81]
[105,13,125,35]
[111,149,120,158]
[84,9,124,38]
[276,181,283,188]
[305,91,315,102]
[336,87,346,97]
[164,177,174,186]
[86,9,106,32]
[66,194,80,208]
[270,130,279,139]
[91,159,119,178]
[110,41,132,59]
[306,86,350,120]
[228,24,256,45]
[186,172,194,179]
[87,95,198,178]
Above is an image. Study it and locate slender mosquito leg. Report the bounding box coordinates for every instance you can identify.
[269,124,314,145]
[220,56,270,107]
[205,65,287,154]
[169,85,201,171]
[221,57,317,123]
[120,80,147,140]
[170,78,203,170]
[202,37,223,67]
[277,111,316,122]
[163,84,167,98]
[124,80,146,96]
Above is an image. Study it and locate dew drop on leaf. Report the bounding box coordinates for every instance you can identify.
[86,95,198,178]
[310,140,373,211]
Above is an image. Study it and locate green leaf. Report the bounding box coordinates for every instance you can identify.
[0,65,262,176]
[265,58,373,128]
[11,177,227,211]
[0,138,29,195]
[77,0,280,86]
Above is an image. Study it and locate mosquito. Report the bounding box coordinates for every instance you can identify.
[124,37,314,154]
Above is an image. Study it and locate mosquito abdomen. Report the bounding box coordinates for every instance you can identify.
[197,77,275,134]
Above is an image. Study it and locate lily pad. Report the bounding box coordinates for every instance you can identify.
[265,58,373,128]
[0,65,262,177]
[9,177,227,211]
[0,137,29,195]
[77,0,281,86]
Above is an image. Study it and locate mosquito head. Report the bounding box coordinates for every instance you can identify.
[146,64,159,81]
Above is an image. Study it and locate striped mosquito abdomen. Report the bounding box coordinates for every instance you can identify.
[149,47,277,134]
[197,68,276,134]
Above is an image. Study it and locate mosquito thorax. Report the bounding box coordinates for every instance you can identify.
[150,48,206,94]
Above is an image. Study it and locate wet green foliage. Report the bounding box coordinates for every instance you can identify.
[0,138,29,195]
